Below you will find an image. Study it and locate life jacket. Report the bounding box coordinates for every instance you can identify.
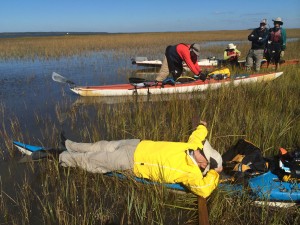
[269,28,282,43]
[222,139,268,178]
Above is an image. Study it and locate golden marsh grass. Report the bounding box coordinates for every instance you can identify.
[0,29,299,60]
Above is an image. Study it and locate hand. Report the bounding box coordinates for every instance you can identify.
[198,72,207,82]
[199,120,207,126]
[280,51,284,57]
[214,166,223,173]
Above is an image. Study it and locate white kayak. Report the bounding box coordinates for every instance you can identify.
[131,56,219,68]
[64,72,283,97]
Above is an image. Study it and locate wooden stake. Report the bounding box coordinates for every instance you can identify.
[198,196,209,225]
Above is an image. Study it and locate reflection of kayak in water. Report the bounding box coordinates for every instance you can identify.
[52,72,283,97]
[13,141,300,206]
[72,93,206,106]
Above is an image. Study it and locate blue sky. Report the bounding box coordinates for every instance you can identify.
[1,0,299,33]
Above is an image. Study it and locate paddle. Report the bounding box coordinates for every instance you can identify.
[52,72,76,86]
[129,77,159,89]
[129,77,148,84]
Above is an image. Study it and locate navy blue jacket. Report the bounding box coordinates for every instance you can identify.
[248,28,269,50]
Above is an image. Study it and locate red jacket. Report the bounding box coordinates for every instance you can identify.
[176,44,201,75]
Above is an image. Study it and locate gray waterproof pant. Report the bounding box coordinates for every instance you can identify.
[246,49,264,72]
[59,139,140,173]
[156,55,169,81]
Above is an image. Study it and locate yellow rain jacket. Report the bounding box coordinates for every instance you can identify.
[133,125,220,198]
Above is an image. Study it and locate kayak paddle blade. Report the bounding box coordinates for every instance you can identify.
[52,72,75,86]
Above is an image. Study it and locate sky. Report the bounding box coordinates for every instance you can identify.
[1,0,299,33]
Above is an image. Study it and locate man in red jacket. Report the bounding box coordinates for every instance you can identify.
[156,43,204,82]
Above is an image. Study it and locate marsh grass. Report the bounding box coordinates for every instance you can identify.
[0,31,300,224]
[0,29,299,60]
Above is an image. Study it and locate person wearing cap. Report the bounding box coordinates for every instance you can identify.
[266,17,287,70]
[223,43,241,66]
[59,121,223,198]
[155,43,204,82]
[245,19,269,72]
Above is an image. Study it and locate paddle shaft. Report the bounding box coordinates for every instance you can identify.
[198,196,209,225]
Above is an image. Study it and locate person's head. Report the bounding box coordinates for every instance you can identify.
[227,43,236,51]
[260,19,267,29]
[273,17,283,27]
[190,43,201,58]
[196,140,223,175]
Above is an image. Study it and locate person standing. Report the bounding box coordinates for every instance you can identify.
[155,43,205,82]
[245,19,269,72]
[266,17,287,70]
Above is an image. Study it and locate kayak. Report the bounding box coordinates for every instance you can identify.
[132,57,299,69]
[68,72,283,97]
[13,140,300,204]
[131,56,218,69]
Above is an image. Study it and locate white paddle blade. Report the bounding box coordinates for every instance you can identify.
[52,72,75,85]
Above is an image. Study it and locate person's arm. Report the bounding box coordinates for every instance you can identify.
[258,29,269,44]
[187,124,208,149]
[281,28,287,50]
[224,50,229,60]
[248,29,257,41]
[179,169,220,197]
[177,45,201,75]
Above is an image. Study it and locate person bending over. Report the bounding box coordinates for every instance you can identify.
[155,43,206,82]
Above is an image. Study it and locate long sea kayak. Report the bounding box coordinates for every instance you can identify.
[68,72,283,97]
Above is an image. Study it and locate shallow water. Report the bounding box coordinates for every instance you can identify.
[0,51,137,159]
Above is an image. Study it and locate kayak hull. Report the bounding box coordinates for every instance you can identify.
[249,171,300,202]
[70,72,283,97]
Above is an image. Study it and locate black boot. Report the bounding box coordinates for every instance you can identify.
[59,131,67,150]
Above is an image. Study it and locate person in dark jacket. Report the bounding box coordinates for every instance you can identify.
[265,17,287,70]
[156,43,204,82]
[245,19,269,72]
